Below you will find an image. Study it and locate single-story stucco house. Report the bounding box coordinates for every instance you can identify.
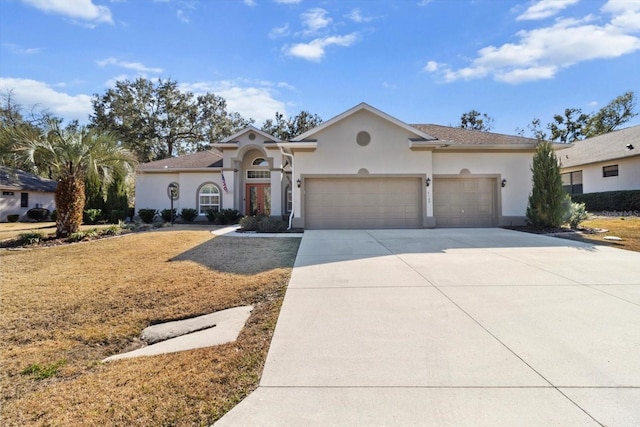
[135,103,548,229]
[0,166,57,222]
[559,125,640,195]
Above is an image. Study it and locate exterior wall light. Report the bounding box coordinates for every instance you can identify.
[297,179,301,188]
[426,177,431,187]
[501,179,507,188]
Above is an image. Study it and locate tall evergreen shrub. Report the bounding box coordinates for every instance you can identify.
[526,141,567,228]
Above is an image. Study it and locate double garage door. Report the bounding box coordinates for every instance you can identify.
[304,177,497,229]
[304,177,422,229]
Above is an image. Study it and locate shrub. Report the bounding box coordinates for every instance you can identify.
[567,202,589,229]
[7,214,19,222]
[570,190,640,212]
[256,216,286,233]
[138,208,157,224]
[83,209,102,225]
[180,208,198,223]
[108,209,126,224]
[205,209,218,223]
[160,208,177,223]
[18,232,43,245]
[26,207,50,222]
[239,215,259,231]
[50,210,57,222]
[219,209,241,224]
[526,141,566,228]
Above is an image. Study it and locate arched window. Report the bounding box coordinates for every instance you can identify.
[252,157,268,166]
[198,183,220,215]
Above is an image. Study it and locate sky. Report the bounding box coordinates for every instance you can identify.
[1,0,639,136]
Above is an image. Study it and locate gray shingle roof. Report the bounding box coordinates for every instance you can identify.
[410,124,538,145]
[0,166,57,192]
[558,125,640,168]
[136,150,223,171]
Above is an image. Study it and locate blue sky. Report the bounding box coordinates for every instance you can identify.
[1,0,639,136]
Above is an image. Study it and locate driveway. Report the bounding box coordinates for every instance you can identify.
[215,228,640,426]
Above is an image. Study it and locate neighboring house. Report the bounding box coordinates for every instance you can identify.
[559,125,640,195]
[135,103,544,229]
[0,166,57,222]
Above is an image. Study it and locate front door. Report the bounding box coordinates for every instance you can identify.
[246,184,271,215]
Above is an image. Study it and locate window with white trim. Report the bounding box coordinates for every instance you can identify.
[198,184,220,215]
[247,157,271,179]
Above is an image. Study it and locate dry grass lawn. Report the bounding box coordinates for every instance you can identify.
[559,216,640,252]
[0,228,300,426]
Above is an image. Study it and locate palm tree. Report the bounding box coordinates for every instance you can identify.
[14,120,136,238]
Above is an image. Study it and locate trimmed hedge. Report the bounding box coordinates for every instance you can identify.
[570,190,640,212]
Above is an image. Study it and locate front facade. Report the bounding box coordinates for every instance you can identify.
[135,103,541,229]
[559,125,640,195]
[0,167,57,222]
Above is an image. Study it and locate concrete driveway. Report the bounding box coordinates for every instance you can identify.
[215,228,640,426]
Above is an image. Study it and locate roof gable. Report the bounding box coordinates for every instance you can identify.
[221,125,281,143]
[292,103,436,142]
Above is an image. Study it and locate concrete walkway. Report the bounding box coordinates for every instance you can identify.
[215,228,640,426]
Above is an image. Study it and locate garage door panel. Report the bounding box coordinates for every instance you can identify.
[305,178,422,229]
[434,178,497,227]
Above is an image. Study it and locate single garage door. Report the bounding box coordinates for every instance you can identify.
[305,177,422,229]
[433,178,497,227]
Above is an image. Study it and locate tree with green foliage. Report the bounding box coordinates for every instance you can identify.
[526,140,567,228]
[459,110,494,131]
[11,120,136,237]
[261,110,323,140]
[91,78,253,162]
[583,91,637,137]
[521,91,637,142]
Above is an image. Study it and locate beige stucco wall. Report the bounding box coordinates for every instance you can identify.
[562,156,640,194]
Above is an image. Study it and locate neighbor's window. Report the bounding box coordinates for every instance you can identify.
[561,171,583,194]
[603,165,618,178]
[21,192,28,207]
[247,170,271,179]
[198,183,220,215]
[2,191,14,196]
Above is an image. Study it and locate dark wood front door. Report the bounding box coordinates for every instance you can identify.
[246,184,271,215]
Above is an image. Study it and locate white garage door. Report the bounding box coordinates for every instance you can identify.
[305,177,422,229]
[433,178,497,227]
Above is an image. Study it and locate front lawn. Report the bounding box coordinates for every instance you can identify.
[0,229,300,426]
[559,216,640,252]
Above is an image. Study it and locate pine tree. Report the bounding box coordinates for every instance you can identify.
[526,140,567,228]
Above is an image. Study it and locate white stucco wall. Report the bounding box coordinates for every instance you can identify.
[0,190,55,222]
[562,156,640,193]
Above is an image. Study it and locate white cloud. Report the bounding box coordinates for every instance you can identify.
[0,77,93,122]
[179,80,290,123]
[244,0,257,6]
[603,0,640,31]
[286,33,359,62]
[301,8,332,34]
[417,0,433,6]
[97,57,164,73]
[425,6,640,84]
[269,23,290,39]
[517,0,579,21]
[346,8,373,23]
[20,0,113,24]
[2,42,42,55]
